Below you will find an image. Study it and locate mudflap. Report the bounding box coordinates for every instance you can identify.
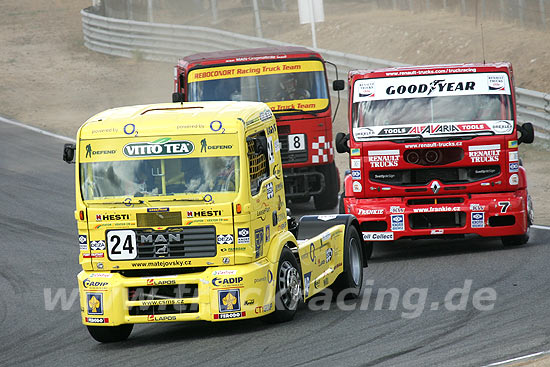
[295,214,367,267]
[296,214,357,241]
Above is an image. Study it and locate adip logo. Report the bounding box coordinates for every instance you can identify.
[218,289,241,313]
[391,214,405,231]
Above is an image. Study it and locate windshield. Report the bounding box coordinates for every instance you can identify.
[187,60,329,111]
[353,94,512,127]
[80,156,239,201]
[351,72,514,140]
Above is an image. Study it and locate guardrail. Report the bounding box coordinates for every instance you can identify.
[81,6,550,145]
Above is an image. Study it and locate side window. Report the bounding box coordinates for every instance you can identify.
[248,131,269,196]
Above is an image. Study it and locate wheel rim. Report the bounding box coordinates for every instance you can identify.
[348,237,361,286]
[278,260,301,310]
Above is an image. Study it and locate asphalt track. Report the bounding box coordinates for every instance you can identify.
[1,119,549,367]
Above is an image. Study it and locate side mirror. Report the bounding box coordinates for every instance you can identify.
[172,92,185,102]
[333,80,345,91]
[63,143,76,163]
[518,122,534,144]
[335,132,350,154]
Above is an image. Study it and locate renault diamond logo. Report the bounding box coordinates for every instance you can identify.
[430,181,441,194]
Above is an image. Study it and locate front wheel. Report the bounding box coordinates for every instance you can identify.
[502,194,533,247]
[314,162,339,210]
[87,324,133,343]
[264,247,302,323]
[331,226,364,299]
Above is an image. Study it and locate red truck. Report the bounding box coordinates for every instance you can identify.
[336,63,535,258]
[172,47,345,210]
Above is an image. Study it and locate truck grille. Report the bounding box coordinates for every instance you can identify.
[136,212,182,227]
[370,165,500,186]
[135,226,216,259]
[279,134,308,164]
[128,284,199,315]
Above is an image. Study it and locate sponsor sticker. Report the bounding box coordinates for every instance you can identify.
[431,229,444,235]
[508,140,518,148]
[147,207,169,213]
[303,272,311,297]
[390,206,405,214]
[351,158,361,169]
[509,162,519,173]
[350,148,360,156]
[353,181,362,193]
[326,248,333,262]
[86,293,103,315]
[123,138,194,158]
[471,212,485,228]
[368,150,400,168]
[214,312,245,320]
[218,289,241,313]
[212,277,243,287]
[357,208,384,215]
[79,235,87,244]
[212,270,237,276]
[351,170,361,180]
[85,317,109,323]
[391,214,405,231]
[362,232,394,241]
[217,234,234,245]
[470,204,485,211]
[317,215,337,221]
[468,144,500,163]
[509,173,519,185]
[237,228,250,244]
[266,182,274,199]
[509,151,519,162]
[90,240,106,251]
[255,228,264,258]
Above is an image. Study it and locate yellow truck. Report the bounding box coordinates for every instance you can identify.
[63,101,367,342]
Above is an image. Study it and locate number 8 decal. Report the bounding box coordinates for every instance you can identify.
[107,230,137,260]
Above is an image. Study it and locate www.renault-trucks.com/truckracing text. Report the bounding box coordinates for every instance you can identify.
[335,63,535,258]
[63,101,368,343]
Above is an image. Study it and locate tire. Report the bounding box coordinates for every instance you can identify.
[501,234,529,247]
[331,226,364,299]
[314,162,339,210]
[363,241,374,260]
[501,194,533,247]
[338,191,345,214]
[291,196,310,204]
[87,324,133,343]
[264,247,302,323]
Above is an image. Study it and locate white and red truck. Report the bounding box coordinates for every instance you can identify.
[336,63,535,258]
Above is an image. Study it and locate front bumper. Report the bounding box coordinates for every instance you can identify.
[344,190,529,242]
[78,259,277,326]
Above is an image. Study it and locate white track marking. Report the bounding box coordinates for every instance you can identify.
[484,350,550,366]
[532,224,550,230]
[0,116,75,143]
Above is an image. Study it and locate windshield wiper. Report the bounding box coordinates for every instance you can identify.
[148,197,207,202]
[273,108,318,116]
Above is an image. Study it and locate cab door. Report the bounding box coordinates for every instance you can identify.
[247,129,280,260]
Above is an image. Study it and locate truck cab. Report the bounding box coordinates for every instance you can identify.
[64,101,366,342]
[172,47,345,209]
[336,63,535,257]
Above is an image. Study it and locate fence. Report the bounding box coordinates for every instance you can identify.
[81,5,550,144]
